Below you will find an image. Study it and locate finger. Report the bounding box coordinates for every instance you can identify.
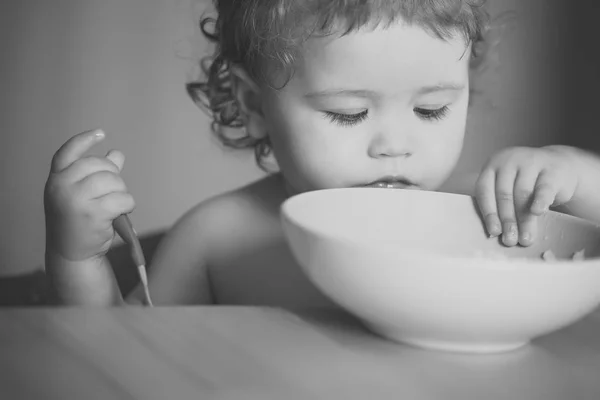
[495,168,519,246]
[513,169,539,246]
[105,149,125,172]
[62,156,121,183]
[553,170,577,207]
[530,170,559,215]
[517,214,538,247]
[475,168,502,237]
[96,192,136,221]
[51,129,105,173]
[78,171,127,200]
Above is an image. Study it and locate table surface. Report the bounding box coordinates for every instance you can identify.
[1,306,600,400]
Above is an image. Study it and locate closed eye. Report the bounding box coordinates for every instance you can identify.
[323,110,369,127]
[414,106,449,121]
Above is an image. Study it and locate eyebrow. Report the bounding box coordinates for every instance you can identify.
[304,89,377,99]
[417,82,465,94]
[304,82,465,99]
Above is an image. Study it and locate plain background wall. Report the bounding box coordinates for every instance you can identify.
[0,0,567,275]
[556,3,600,154]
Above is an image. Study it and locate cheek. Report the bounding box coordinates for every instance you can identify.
[439,114,466,164]
[438,97,468,150]
[269,116,375,191]
[263,98,345,181]
[417,104,467,184]
[266,103,325,160]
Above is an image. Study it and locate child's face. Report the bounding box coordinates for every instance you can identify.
[260,21,471,194]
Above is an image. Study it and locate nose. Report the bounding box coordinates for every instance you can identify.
[367,129,413,159]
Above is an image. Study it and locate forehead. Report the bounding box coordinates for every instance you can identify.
[287,22,470,94]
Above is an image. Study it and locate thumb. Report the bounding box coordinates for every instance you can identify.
[106,149,125,172]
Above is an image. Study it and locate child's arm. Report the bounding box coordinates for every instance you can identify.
[45,130,215,306]
[124,205,215,305]
[128,190,268,305]
[47,203,215,306]
[543,145,600,223]
[45,250,124,305]
[44,130,135,305]
[474,144,600,247]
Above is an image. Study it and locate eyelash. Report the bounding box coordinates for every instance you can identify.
[323,106,450,127]
[414,106,450,121]
[323,110,369,127]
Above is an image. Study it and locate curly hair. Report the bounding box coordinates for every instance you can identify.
[187,0,492,172]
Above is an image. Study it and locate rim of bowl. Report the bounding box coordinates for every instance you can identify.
[280,188,600,268]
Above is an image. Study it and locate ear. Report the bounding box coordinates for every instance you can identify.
[230,65,267,139]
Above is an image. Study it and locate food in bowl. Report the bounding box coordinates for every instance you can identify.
[472,249,586,262]
[542,249,585,261]
[281,188,600,353]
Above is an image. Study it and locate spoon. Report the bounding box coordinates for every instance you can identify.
[113,214,153,306]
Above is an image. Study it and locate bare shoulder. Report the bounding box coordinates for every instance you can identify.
[126,174,286,305]
[187,173,287,253]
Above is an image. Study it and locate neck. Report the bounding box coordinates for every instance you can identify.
[283,177,300,198]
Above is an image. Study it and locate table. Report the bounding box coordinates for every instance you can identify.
[1,306,599,400]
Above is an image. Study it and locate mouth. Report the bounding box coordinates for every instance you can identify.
[359,176,418,189]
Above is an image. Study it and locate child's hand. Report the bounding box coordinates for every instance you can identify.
[44,130,136,262]
[475,146,578,247]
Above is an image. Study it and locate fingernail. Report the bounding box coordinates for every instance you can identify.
[489,223,500,237]
[502,223,518,245]
[521,231,531,244]
[485,215,501,237]
[94,130,105,138]
[503,223,516,236]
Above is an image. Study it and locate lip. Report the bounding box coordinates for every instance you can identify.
[360,176,418,189]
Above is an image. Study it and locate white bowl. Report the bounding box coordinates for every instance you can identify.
[281,188,600,353]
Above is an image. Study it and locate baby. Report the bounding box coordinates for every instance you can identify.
[44,0,600,307]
